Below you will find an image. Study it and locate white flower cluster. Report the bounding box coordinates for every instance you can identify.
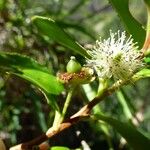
[86,31,143,80]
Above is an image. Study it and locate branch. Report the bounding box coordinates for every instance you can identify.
[9,80,126,150]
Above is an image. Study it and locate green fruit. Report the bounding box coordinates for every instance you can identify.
[66,56,82,73]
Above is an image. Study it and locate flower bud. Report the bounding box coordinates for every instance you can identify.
[66,56,82,73]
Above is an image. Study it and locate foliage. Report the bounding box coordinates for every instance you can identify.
[0,0,150,150]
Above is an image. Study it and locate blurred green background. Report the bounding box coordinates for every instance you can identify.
[0,0,149,149]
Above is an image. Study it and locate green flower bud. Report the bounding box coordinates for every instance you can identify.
[66,56,82,73]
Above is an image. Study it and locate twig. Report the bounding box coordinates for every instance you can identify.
[9,79,126,150]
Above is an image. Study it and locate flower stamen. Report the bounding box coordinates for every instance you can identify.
[86,31,144,81]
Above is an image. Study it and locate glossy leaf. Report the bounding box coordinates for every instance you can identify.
[94,114,150,150]
[0,52,64,109]
[32,16,90,58]
[109,0,146,48]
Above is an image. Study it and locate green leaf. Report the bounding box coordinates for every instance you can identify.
[144,57,150,63]
[94,114,150,150]
[134,68,150,79]
[50,146,70,150]
[0,52,64,109]
[108,0,146,48]
[134,58,150,79]
[15,69,62,95]
[32,16,90,58]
